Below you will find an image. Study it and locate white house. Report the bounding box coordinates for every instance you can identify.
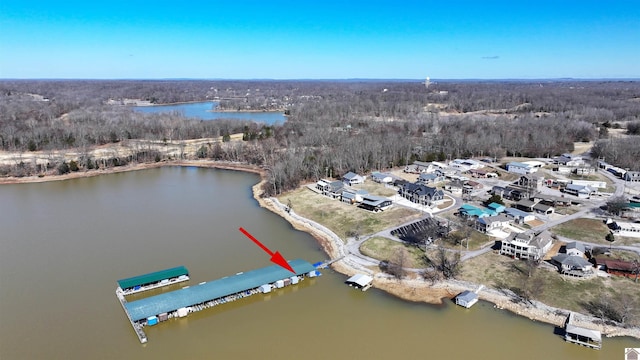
[624,171,640,182]
[564,184,594,198]
[554,153,584,167]
[475,215,511,233]
[506,162,537,175]
[371,171,393,184]
[500,230,553,260]
[342,172,365,186]
[565,242,586,257]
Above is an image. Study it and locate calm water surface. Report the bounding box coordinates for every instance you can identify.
[0,167,636,359]
[133,101,286,124]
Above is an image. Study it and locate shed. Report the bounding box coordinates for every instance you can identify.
[455,291,478,308]
[259,284,272,293]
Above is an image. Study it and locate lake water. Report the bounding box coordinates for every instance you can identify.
[133,101,286,124]
[0,167,636,359]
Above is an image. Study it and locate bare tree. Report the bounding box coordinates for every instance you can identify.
[424,246,461,280]
[386,247,409,280]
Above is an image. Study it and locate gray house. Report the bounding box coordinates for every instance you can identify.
[316,179,344,198]
[417,172,445,185]
[398,182,445,205]
[551,254,593,277]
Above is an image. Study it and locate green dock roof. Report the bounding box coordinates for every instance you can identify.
[124,259,316,322]
[117,266,189,290]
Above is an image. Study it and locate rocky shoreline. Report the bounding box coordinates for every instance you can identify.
[2,159,639,340]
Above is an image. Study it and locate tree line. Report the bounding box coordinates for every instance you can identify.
[1,79,639,184]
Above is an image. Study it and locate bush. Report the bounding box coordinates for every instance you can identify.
[69,160,79,172]
[57,162,70,175]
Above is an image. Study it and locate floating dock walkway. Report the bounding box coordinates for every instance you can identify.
[117,259,320,343]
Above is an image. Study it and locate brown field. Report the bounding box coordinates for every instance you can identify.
[278,185,422,240]
[459,251,640,320]
[359,237,427,267]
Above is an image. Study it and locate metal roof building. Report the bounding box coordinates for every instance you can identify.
[124,259,316,321]
[117,266,189,290]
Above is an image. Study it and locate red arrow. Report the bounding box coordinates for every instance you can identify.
[239,227,296,274]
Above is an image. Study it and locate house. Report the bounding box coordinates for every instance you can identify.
[625,171,640,182]
[458,204,492,219]
[506,162,537,175]
[574,166,595,176]
[455,290,478,308]
[517,174,545,192]
[462,181,483,194]
[358,194,393,212]
[565,242,586,257]
[500,231,553,260]
[515,199,536,212]
[503,207,536,224]
[609,220,640,238]
[341,188,368,204]
[370,171,393,184]
[316,179,344,198]
[397,182,445,205]
[532,194,574,207]
[594,258,639,278]
[564,184,594,198]
[533,202,554,215]
[417,172,445,185]
[444,181,463,195]
[342,172,365,186]
[551,254,593,277]
[487,202,506,213]
[404,161,437,174]
[554,153,584,167]
[468,169,488,178]
[475,214,511,233]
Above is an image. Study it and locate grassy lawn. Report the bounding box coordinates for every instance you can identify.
[437,229,494,251]
[351,180,398,197]
[551,218,611,243]
[359,237,427,267]
[459,251,640,319]
[279,186,422,241]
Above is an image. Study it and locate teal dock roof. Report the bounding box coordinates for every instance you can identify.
[117,266,189,290]
[124,259,316,321]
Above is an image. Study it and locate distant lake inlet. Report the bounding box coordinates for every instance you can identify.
[133,101,286,124]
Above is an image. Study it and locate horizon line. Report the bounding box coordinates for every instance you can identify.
[1,77,639,82]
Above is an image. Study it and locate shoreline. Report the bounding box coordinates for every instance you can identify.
[2,159,639,340]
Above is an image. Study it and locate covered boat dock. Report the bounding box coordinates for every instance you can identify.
[118,259,318,342]
[564,312,602,349]
[345,274,373,291]
[117,266,189,294]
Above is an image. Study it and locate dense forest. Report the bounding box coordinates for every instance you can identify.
[1,79,639,194]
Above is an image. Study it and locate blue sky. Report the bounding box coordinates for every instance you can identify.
[1,1,638,79]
